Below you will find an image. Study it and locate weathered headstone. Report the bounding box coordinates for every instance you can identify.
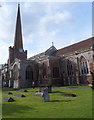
[3,97,15,102]
[43,87,50,102]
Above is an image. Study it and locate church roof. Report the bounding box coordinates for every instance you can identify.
[28,45,57,61]
[45,45,57,55]
[56,37,93,56]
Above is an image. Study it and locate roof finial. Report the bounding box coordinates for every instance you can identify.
[52,42,54,46]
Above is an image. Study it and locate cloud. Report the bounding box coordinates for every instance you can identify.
[39,10,73,33]
[0,41,10,64]
[0,2,91,64]
[0,4,16,63]
[0,0,93,2]
[27,9,73,54]
[18,3,74,56]
[0,4,16,44]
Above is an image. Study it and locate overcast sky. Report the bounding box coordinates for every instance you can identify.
[0,2,92,64]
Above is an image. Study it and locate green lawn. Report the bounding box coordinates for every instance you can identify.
[2,86,93,118]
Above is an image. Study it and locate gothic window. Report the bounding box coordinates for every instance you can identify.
[67,60,73,76]
[52,67,59,78]
[80,56,89,75]
[26,66,33,80]
[66,60,74,85]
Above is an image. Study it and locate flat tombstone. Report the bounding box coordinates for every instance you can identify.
[13,88,19,91]
[61,93,77,97]
[18,89,28,92]
[3,97,15,102]
[14,94,26,97]
[24,90,28,92]
[6,92,13,95]
[34,92,43,97]
[21,94,26,97]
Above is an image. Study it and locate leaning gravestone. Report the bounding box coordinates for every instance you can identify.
[3,97,15,102]
[43,87,50,102]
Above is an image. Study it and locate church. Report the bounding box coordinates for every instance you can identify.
[1,4,94,88]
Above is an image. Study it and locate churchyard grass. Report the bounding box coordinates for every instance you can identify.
[2,86,93,118]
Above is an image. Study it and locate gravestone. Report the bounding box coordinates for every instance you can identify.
[18,89,28,92]
[24,90,28,92]
[14,94,26,97]
[61,93,77,97]
[13,88,19,91]
[3,97,15,102]
[34,92,43,97]
[43,87,50,102]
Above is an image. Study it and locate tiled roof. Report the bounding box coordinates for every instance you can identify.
[56,37,93,56]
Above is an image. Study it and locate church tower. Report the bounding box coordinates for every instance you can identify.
[8,4,27,64]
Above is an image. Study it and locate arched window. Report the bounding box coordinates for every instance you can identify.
[66,60,74,85]
[80,56,89,75]
[25,66,33,80]
[67,60,73,76]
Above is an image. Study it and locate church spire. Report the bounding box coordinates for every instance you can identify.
[8,4,27,64]
[14,4,23,50]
